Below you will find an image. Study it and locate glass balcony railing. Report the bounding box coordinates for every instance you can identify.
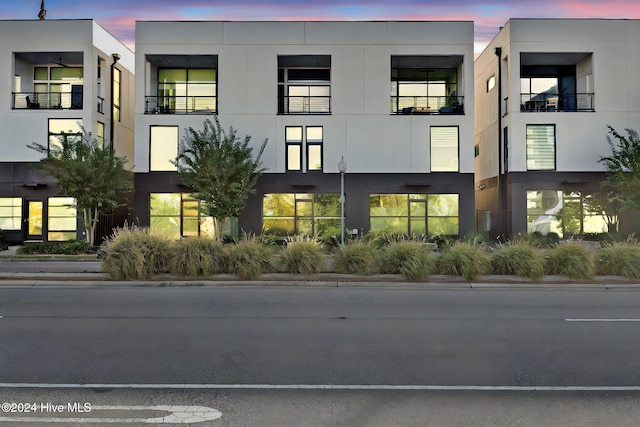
[12,91,83,110]
[391,96,464,115]
[520,93,594,112]
[279,96,331,114]
[145,96,217,114]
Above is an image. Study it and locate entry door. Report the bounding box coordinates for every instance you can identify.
[26,200,44,241]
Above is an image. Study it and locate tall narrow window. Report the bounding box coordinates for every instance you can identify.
[150,126,178,171]
[286,127,302,171]
[113,68,121,122]
[96,122,105,148]
[306,127,323,171]
[526,125,555,170]
[430,126,459,172]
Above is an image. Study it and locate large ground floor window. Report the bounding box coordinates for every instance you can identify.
[369,193,459,236]
[526,190,611,238]
[0,197,77,241]
[47,197,77,241]
[263,193,341,237]
[0,198,22,231]
[149,193,237,240]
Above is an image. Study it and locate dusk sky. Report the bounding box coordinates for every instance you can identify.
[2,0,640,54]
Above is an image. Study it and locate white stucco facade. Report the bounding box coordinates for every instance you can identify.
[0,19,134,243]
[474,19,640,236]
[133,21,476,238]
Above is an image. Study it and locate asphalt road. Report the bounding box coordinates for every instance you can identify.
[1,285,639,425]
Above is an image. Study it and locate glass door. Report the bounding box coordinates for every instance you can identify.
[26,200,44,241]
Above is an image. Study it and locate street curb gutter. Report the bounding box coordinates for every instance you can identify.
[1,279,640,289]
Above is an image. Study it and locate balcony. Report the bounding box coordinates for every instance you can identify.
[145,96,217,115]
[279,95,331,114]
[391,96,464,115]
[520,93,594,112]
[12,90,83,110]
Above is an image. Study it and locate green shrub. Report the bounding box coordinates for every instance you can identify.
[17,240,93,255]
[435,242,491,281]
[279,238,326,275]
[169,237,227,276]
[490,242,545,280]
[544,242,594,280]
[101,226,172,280]
[380,241,434,281]
[333,242,379,276]
[0,229,7,251]
[225,239,276,279]
[364,232,429,249]
[595,241,640,279]
[521,231,561,248]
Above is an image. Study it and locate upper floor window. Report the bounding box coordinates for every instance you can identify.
[145,55,218,114]
[157,68,217,114]
[391,56,463,115]
[150,126,178,171]
[13,52,83,110]
[520,52,594,112]
[96,122,105,149]
[431,126,459,172]
[278,55,331,114]
[48,119,82,153]
[286,126,323,172]
[526,124,555,170]
[487,75,496,92]
[113,67,121,122]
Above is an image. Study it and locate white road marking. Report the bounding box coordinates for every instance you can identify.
[0,405,222,424]
[1,383,640,391]
[565,318,640,322]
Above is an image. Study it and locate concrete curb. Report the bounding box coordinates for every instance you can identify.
[0,272,639,289]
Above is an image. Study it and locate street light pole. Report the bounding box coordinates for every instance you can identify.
[338,156,347,248]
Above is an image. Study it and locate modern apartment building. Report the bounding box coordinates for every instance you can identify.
[475,19,640,238]
[0,20,134,242]
[133,21,475,240]
[0,19,134,243]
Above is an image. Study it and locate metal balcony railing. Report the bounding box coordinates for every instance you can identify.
[391,96,464,114]
[145,96,217,114]
[520,93,594,112]
[279,96,331,114]
[12,91,83,110]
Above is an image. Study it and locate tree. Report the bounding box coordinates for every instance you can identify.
[599,125,640,213]
[28,127,133,245]
[175,117,268,241]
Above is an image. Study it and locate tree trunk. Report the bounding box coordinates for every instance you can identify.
[82,208,98,246]
[213,217,224,242]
